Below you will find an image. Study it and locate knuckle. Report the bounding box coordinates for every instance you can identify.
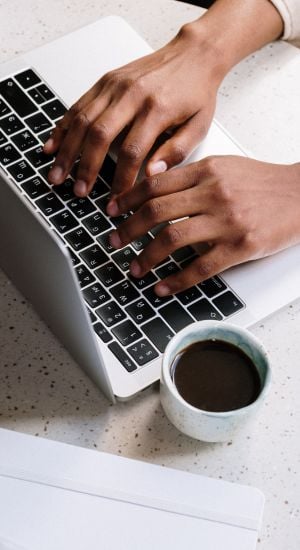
[88,122,110,145]
[69,102,82,118]
[72,112,90,132]
[201,155,220,178]
[120,142,143,163]
[161,225,183,248]
[211,178,232,204]
[146,95,167,115]
[170,143,187,165]
[142,198,163,223]
[143,176,160,198]
[195,259,215,280]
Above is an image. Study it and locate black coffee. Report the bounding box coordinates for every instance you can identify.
[172,339,261,412]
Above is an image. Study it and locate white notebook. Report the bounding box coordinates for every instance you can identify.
[0,428,264,549]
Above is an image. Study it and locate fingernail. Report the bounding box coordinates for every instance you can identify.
[130,260,141,277]
[43,138,54,152]
[149,160,167,176]
[155,283,170,297]
[106,200,119,217]
[74,180,87,196]
[48,166,64,184]
[109,231,122,249]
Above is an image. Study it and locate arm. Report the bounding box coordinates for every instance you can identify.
[45,0,283,198]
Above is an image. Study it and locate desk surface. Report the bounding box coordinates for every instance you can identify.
[0,1,299,549]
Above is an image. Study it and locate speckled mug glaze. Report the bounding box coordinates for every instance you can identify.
[160,321,271,443]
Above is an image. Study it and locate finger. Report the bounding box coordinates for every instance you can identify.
[109,183,212,250]
[73,100,136,196]
[154,245,229,296]
[43,84,102,155]
[111,114,166,196]
[107,162,199,217]
[47,94,111,186]
[129,216,217,278]
[146,111,211,175]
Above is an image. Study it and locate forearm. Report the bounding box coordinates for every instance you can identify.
[184,0,284,76]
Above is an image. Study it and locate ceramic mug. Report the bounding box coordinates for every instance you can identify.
[160,321,271,443]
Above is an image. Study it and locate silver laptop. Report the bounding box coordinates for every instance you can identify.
[1,16,299,402]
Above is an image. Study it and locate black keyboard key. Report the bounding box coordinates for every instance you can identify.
[0,99,11,117]
[28,87,47,105]
[7,159,35,182]
[180,256,197,269]
[36,192,64,216]
[132,233,152,251]
[0,114,24,135]
[50,209,78,233]
[96,300,126,327]
[15,69,41,89]
[21,176,49,199]
[129,271,158,290]
[11,129,38,152]
[64,227,93,251]
[95,262,124,287]
[75,264,96,288]
[213,291,244,317]
[95,194,109,214]
[156,261,180,279]
[160,302,193,332]
[25,145,54,168]
[199,276,227,298]
[176,286,202,306]
[94,322,113,343]
[142,318,174,353]
[108,342,137,372]
[83,212,111,236]
[126,299,155,325]
[0,143,21,165]
[53,178,74,201]
[42,99,66,120]
[0,131,7,146]
[39,163,54,182]
[87,309,97,323]
[88,177,109,200]
[150,223,168,237]
[110,280,139,306]
[83,283,110,308]
[172,246,194,262]
[127,339,158,366]
[0,78,37,117]
[68,196,96,218]
[100,155,116,184]
[143,286,172,308]
[110,212,131,228]
[188,298,222,321]
[80,245,109,269]
[112,320,142,346]
[67,248,80,266]
[26,112,52,134]
[97,231,114,253]
[35,84,55,102]
[111,247,137,271]
[38,128,53,144]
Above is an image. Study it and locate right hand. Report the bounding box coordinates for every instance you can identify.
[45,22,227,197]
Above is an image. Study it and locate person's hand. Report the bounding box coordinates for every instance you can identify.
[107,156,300,295]
[44,22,227,197]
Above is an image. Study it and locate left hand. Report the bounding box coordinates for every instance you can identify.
[107,155,300,295]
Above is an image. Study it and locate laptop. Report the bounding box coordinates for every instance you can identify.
[0,428,265,550]
[1,16,299,401]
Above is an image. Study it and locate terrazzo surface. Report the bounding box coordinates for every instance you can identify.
[0,1,300,549]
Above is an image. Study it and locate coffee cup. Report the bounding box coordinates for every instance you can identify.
[160,321,271,442]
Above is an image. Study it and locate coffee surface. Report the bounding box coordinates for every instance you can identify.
[172,339,261,412]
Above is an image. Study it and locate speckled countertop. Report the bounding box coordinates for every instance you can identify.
[0,1,300,549]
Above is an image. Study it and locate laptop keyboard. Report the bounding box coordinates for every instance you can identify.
[0,68,245,373]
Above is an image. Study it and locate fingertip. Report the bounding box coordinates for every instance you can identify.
[74,180,88,196]
[155,283,171,297]
[43,138,55,154]
[147,160,168,177]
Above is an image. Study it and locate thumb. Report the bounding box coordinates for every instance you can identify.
[146,112,211,176]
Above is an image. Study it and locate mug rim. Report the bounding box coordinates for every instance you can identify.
[161,320,271,418]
